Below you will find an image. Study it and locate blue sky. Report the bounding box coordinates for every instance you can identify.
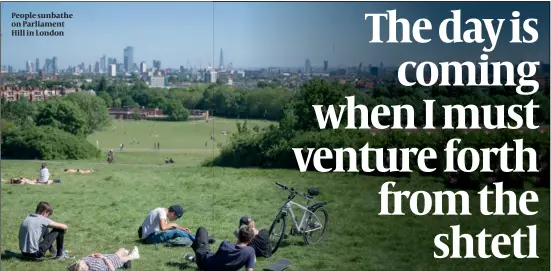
[2,2,549,69]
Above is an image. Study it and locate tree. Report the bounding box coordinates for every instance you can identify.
[35,99,88,136]
[1,97,38,125]
[163,100,190,121]
[64,92,111,135]
[97,91,113,107]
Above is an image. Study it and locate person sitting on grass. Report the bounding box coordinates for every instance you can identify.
[66,246,140,271]
[37,163,54,184]
[185,225,256,271]
[19,201,70,260]
[138,205,211,245]
[235,216,271,258]
[64,169,96,174]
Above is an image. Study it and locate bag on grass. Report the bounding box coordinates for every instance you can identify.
[165,237,193,247]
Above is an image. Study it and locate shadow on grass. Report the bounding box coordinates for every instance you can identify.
[166,261,198,270]
[1,251,50,262]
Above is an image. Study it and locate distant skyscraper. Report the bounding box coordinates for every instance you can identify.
[35,58,40,73]
[108,57,113,66]
[109,64,117,77]
[100,55,106,71]
[52,56,58,73]
[219,48,224,70]
[153,60,161,70]
[323,60,328,72]
[304,58,311,74]
[140,61,147,73]
[123,46,134,72]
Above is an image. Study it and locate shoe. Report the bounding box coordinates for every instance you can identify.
[129,246,140,260]
[208,236,216,244]
[55,251,71,260]
[184,253,195,262]
[123,261,132,269]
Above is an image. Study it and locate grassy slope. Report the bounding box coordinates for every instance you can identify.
[86,118,273,151]
[1,120,549,271]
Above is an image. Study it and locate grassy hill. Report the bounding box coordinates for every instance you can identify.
[1,119,548,271]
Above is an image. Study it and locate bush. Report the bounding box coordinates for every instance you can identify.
[1,125,100,160]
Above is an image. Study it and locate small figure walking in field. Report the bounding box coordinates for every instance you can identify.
[205,141,208,148]
[120,144,124,152]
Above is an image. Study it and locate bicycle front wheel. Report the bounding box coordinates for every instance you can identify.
[268,213,286,255]
[303,207,328,245]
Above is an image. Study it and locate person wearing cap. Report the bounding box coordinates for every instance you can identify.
[186,224,256,271]
[236,216,271,258]
[138,205,195,244]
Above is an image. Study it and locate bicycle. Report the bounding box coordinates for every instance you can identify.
[268,182,328,255]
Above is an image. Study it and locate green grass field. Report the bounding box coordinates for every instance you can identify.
[87,118,273,151]
[1,119,549,271]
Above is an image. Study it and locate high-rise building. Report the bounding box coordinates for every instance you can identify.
[323,60,328,72]
[123,46,134,72]
[100,55,106,71]
[219,48,224,70]
[94,62,100,73]
[153,60,161,70]
[205,70,217,83]
[109,64,117,77]
[140,61,147,73]
[35,58,40,73]
[304,58,311,74]
[52,56,58,73]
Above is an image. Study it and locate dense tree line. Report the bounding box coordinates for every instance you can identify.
[209,78,550,189]
[88,77,295,121]
[1,92,109,159]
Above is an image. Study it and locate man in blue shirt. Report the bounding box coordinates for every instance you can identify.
[188,225,256,271]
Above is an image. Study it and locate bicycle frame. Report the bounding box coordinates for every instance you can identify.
[279,199,323,234]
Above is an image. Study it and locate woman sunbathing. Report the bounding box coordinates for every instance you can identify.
[8,177,60,185]
[67,246,140,271]
[64,169,95,174]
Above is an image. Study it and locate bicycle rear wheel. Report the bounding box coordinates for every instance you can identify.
[268,213,286,255]
[303,207,328,245]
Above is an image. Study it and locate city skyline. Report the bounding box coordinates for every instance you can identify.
[2,2,549,69]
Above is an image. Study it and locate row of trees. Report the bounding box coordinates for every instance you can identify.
[1,93,110,159]
[86,77,296,121]
[208,79,550,189]
[85,76,550,126]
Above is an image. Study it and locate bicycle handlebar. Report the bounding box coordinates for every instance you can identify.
[275,182,310,198]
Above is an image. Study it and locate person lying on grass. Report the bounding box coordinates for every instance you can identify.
[66,246,140,271]
[8,177,61,185]
[19,201,70,260]
[138,205,214,245]
[185,225,256,271]
[235,216,271,258]
[64,169,96,174]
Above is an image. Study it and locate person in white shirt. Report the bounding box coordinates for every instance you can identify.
[37,163,53,185]
[138,205,213,245]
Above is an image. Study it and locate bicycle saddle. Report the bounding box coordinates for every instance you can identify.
[307,187,320,197]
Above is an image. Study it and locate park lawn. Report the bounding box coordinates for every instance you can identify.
[1,154,549,271]
[87,118,274,151]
